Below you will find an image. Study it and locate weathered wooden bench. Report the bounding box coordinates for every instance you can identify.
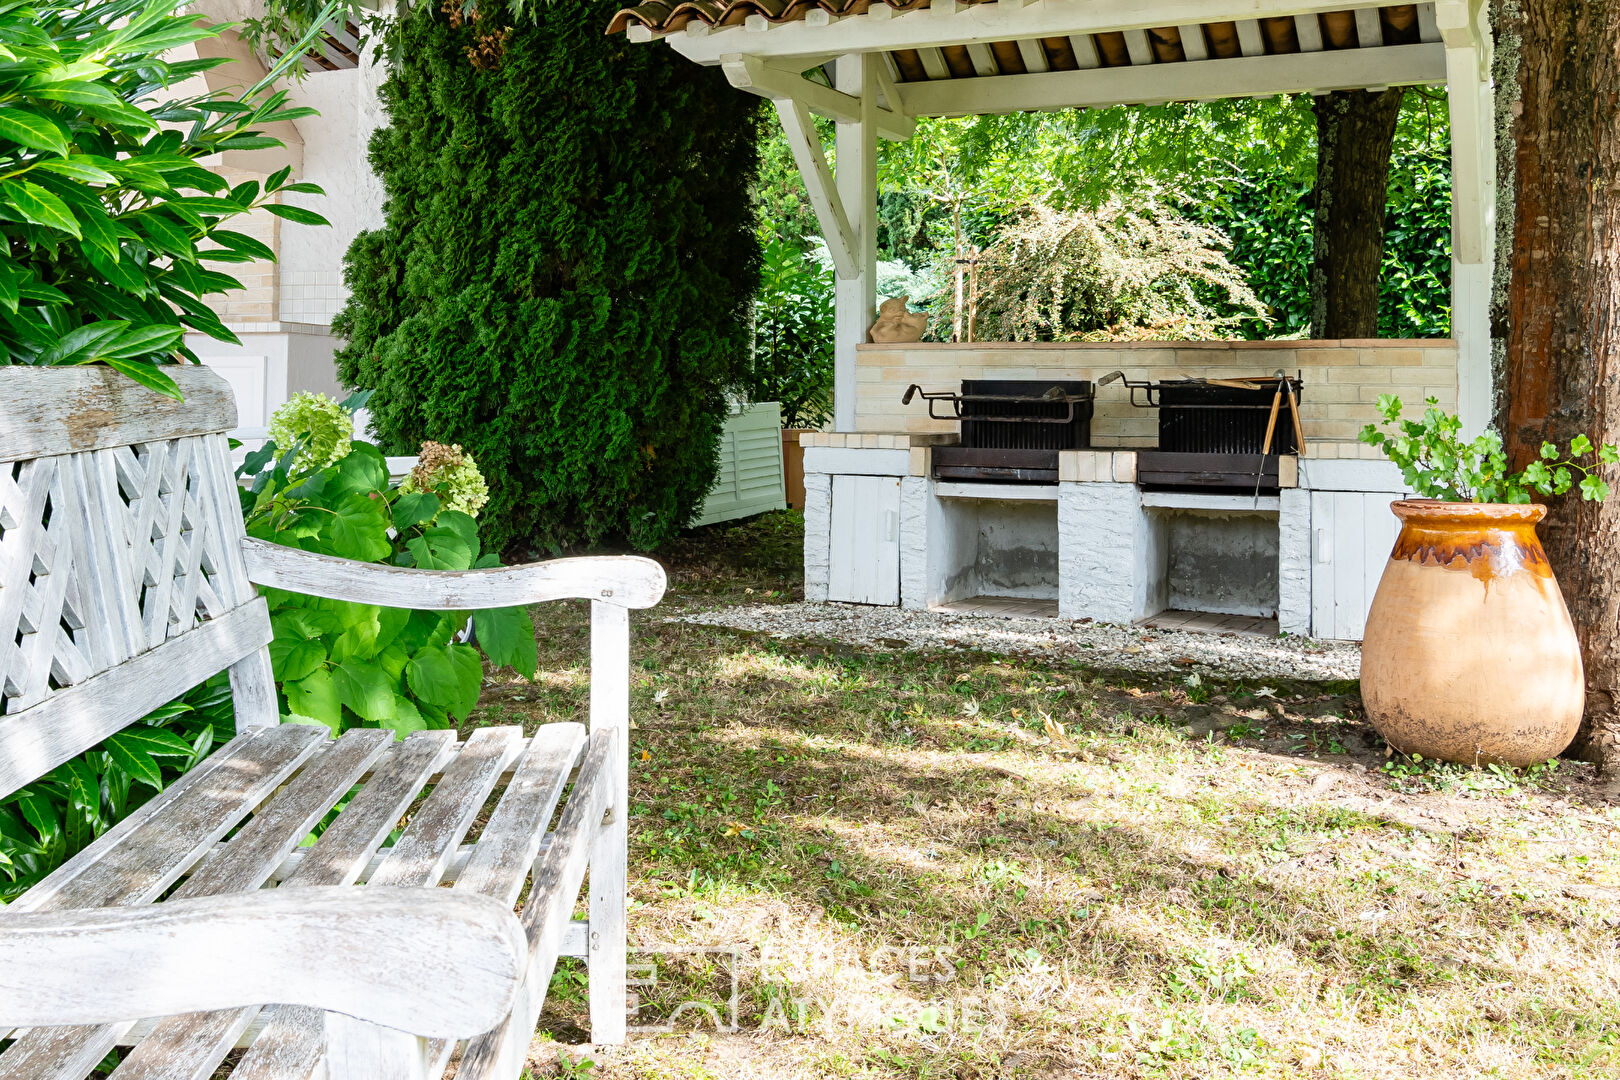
[0,366,665,1078]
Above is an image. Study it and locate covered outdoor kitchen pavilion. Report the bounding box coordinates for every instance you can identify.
[611,0,1493,642]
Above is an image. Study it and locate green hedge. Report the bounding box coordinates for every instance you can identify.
[335,2,761,552]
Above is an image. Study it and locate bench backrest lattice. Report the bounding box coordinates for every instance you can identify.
[0,367,268,798]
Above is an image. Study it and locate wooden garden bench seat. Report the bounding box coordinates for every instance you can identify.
[0,367,665,1079]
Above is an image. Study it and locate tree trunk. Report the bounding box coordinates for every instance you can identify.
[1311,89,1405,338]
[1497,1,1620,770]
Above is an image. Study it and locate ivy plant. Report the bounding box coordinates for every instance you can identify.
[240,393,538,736]
[0,0,336,398]
[1360,394,1618,504]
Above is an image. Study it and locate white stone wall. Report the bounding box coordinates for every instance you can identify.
[1058,482,1146,624]
[803,473,832,603]
[1277,489,1313,636]
[899,477,930,610]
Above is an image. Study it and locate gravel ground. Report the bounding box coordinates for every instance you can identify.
[673,601,1361,683]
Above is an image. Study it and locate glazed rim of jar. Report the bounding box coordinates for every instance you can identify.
[1389,499,1547,525]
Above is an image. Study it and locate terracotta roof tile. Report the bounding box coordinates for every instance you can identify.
[608,0,983,35]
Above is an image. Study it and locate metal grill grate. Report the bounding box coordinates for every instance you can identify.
[1156,380,1303,456]
[959,379,1093,450]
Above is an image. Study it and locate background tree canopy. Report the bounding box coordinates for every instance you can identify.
[752,89,1452,346]
[335,0,760,553]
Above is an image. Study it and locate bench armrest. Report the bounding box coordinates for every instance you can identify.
[0,888,526,1039]
[241,537,667,610]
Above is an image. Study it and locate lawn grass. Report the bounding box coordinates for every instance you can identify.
[477,512,1620,1080]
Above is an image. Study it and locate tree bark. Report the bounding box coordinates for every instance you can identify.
[1311,89,1405,338]
[1497,1,1620,769]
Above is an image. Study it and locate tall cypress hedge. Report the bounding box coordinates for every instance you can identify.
[334,3,761,552]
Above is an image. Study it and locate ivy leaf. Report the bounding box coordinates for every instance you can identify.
[1540,441,1560,461]
[263,202,330,226]
[1580,475,1611,502]
[108,728,193,758]
[102,734,163,790]
[473,606,537,678]
[0,178,81,237]
[1570,434,1594,456]
[0,107,68,155]
[1600,444,1620,466]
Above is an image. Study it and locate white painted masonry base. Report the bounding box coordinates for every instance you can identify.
[803,444,1409,643]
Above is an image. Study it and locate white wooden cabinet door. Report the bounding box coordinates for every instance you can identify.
[1310,491,1404,640]
[828,474,901,605]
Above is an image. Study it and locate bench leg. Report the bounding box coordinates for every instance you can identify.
[587,602,629,1045]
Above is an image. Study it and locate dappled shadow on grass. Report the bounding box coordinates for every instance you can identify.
[472,607,1620,1079]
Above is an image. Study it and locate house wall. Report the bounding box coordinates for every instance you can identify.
[855,339,1458,459]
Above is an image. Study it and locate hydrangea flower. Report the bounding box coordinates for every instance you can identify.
[401,441,490,518]
[267,392,353,471]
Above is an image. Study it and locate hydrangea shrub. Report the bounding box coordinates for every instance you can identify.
[245,394,537,735]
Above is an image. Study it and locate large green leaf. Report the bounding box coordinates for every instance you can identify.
[333,660,396,724]
[284,668,342,732]
[405,525,472,571]
[405,643,483,721]
[329,604,382,664]
[1,178,81,237]
[380,695,428,739]
[268,636,325,683]
[324,493,393,563]
[324,443,389,501]
[473,606,537,678]
[0,107,68,155]
[391,492,439,530]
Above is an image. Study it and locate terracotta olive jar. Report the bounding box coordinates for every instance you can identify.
[1360,500,1584,767]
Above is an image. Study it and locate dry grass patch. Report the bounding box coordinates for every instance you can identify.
[472,514,1620,1080]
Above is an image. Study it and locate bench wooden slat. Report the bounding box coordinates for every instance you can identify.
[16,730,394,1080]
[231,725,574,1080]
[454,723,586,906]
[11,723,327,914]
[134,732,459,1080]
[414,723,589,1076]
[225,1007,324,1080]
[105,1010,259,1080]
[457,730,618,1080]
[173,728,394,899]
[367,726,524,889]
[0,1022,137,1080]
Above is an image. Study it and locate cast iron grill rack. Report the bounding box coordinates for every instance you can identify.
[1096,370,1305,492]
[902,379,1094,483]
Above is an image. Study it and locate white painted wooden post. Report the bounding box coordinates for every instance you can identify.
[587,600,629,1044]
[1437,0,1494,437]
[228,648,280,729]
[325,1014,432,1080]
[833,52,878,433]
